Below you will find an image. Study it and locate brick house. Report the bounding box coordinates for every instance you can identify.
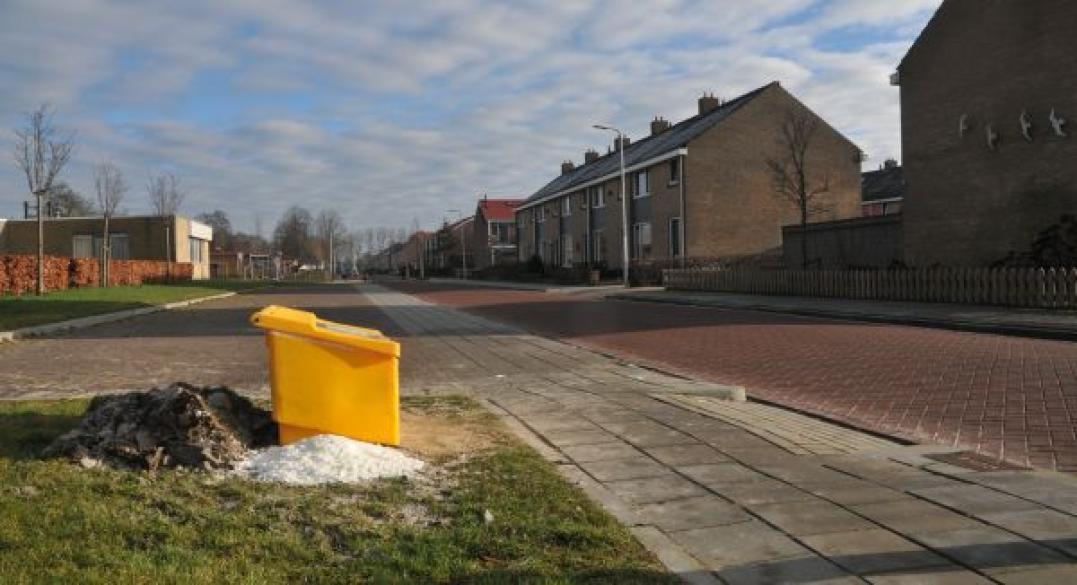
[472,197,523,269]
[0,214,214,279]
[897,0,1077,266]
[515,82,863,271]
[435,216,475,273]
[861,160,905,217]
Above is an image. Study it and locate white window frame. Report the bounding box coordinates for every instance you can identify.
[632,222,652,259]
[592,229,604,263]
[561,196,572,217]
[591,186,606,209]
[668,158,680,186]
[633,170,650,199]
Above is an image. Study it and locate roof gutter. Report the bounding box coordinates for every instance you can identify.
[517,147,688,212]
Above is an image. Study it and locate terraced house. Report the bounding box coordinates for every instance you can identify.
[472,197,524,269]
[515,82,863,271]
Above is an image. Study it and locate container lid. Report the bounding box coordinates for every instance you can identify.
[250,305,400,357]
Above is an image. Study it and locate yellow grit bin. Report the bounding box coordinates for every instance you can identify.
[250,305,401,446]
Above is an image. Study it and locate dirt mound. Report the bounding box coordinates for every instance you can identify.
[44,383,277,471]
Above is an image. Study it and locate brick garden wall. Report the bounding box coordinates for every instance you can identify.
[0,255,193,295]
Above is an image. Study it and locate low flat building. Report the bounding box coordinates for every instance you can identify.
[0,214,213,279]
[515,82,863,271]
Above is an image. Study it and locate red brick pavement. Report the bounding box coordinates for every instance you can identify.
[387,281,1077,472]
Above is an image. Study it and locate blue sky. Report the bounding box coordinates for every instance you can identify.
[0,0,941,238]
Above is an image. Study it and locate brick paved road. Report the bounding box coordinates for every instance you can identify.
[386,280,1077,472]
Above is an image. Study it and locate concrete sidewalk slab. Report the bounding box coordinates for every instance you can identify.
[363,283,1077,583]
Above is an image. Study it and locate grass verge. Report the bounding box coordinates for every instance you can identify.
[0,280,270,330]
[0,396,674,583]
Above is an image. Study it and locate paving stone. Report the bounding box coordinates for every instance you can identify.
[865,568,993,584]
[915,527,1071,576]
[671,520,811,568]
[524,416,600,433]
[851,500,986,536]
[807,483,913,506]
[711,477,819,506]
[716,555,862,585]
[756,462,854,485]
[544,428,620,447]
[978,509,1077,557]
[992,564,1077,584]
[600,420,700,448]
[802,529,952,575]
[604,474,708,505]
[635,495,752,532]
[912,484,1042,516]
[679,462,769,486]
[578,456,671,482]
[644,443,730,466]
[751,500,877,536]
[560,441,642,463]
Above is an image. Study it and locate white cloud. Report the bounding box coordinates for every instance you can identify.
[0,0,942,235]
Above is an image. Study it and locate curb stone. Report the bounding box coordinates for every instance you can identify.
[609,291,1077,342]
[0,291,238,343]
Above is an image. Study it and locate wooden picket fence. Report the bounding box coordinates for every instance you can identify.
[663,267,1077,309]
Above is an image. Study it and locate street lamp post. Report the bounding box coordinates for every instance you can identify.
[593,125,630,288]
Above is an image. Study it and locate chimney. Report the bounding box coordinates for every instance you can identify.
[698,92,722,115]
[883,158,899,170]
[613,135,631,151]
[650,116,671,136]
[561,160,575,175]
[584,149,600,164]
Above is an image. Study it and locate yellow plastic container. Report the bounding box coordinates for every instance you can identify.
[250,305,401,446]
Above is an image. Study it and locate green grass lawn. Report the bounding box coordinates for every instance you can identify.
[0,280,270,330]
[0,397,674,583]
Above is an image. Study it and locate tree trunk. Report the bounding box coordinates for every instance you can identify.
[36,192,45,295]
[102,215,111,287]
[800,202,809,270]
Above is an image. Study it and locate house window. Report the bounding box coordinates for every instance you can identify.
[189,237,204,263]
[562,197,572,217]
[90,234,130,260]
[537,207,546,224]
[592,229,604,263]
[632,222,652,259]
[72,235,93,259]
[561,235,574,267]
[591,186,605,208]
[669,217,682,257]
[111,234,130,260]
[669,158,680,185]
[633,170,650,198]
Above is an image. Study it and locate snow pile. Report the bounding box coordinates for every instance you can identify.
[234,435,425,485]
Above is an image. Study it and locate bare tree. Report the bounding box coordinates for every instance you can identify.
[13,104,75,294]
[94,162,127,286]
[147,171,184,216]
[766,109,831,270]
[316,209,346,278]
[147,172,185,273]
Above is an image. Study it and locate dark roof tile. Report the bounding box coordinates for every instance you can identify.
[523,82,777,206]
